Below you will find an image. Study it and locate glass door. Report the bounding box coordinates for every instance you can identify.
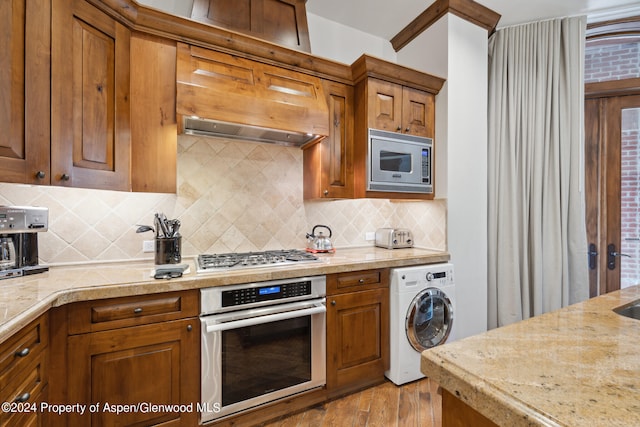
[616,102,639,289]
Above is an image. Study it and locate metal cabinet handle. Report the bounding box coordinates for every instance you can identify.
[323,190,329,196]
[331,300,336,306]
[608,243,632,270]
[133,307,143,314]
[396,126,402,132]
[358,278,365,284]
[187,324,192,332]
[60,173,70,181]
[15,348,30,357]
[588,243,598,270]
[14,392,30,403]
[35,171,46,179]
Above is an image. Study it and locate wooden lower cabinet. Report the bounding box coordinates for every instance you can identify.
[47,291,200,426]
[66,318,199,426]
[0,314,49,427]
[442,389,498,427]
[326,269,389,397]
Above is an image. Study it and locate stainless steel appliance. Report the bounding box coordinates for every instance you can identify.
[386,263,456,385]
[196,249,319,273]
[199,275,326,423]
[0,206,48,279]
[305,225,335,253]
[375,228,414,249]
[368,128,433,194]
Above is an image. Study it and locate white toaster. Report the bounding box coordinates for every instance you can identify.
[375,228,414,249]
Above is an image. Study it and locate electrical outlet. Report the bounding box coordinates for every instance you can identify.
[365,232,376,241]
[142,240,155,253]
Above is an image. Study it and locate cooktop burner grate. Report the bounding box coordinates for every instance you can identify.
[197,249,319,272]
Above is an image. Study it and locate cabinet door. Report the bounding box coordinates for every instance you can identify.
[51,0,131,191]
[367,79,403,133]
[191,0,311,52]
[130,33,177,193]
[66,319,199,426]
[402,86,433,137]
[303,81,354,199]
[0,0,50,184]
[326,288,389,396]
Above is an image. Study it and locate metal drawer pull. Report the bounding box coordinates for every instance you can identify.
[15,348,30,357]
[14,393,30,403]
[358,279,365,284]
[133,307,143,314]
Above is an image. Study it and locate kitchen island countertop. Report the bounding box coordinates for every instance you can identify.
[421,285,640,427]
[0,246,448,344]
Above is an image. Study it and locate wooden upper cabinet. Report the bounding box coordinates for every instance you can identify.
[130,33,178,193]
[176,43,328,137]
[191,0,311,52]
[303,80,354,199]
[367,79,403,133]
[402,86,434,137]
[0,0,50,184]
[51,0,131,191]
[366,78,433,138]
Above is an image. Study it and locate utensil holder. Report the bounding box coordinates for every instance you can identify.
[155,236,181,265]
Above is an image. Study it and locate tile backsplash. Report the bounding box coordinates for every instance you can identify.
[0,135,446,265]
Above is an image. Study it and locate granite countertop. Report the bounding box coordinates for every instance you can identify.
[421,285,640,427]
[0,246,448,344]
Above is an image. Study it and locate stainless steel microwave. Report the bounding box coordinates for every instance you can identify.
[368,128,433,194]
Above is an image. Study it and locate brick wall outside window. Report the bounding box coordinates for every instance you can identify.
[621,110,639,287]
[585,40,640,83]
[585,39,640,287]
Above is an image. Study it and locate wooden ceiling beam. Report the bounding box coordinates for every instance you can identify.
[390,0,501,52]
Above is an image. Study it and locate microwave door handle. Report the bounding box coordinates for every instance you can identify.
[205,303,326,333]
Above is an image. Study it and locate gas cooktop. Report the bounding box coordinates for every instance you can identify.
[196,249,319,273]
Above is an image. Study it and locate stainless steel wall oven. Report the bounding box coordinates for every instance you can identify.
[199,276,326,423]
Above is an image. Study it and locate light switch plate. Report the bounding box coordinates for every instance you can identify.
[365,232,376,241]
[143,240,155,253]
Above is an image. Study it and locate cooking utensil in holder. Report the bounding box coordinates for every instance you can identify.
[155,235,182,265]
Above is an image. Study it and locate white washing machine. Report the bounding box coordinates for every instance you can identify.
[385,263,456,385]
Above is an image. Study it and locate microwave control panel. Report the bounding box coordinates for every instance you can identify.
[421,148,431,184]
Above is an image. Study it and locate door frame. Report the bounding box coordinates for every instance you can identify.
[585,80,640,296]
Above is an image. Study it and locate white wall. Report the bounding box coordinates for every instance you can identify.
[398,15,489,339]
[135,0,193,17]
[306,13,396,63]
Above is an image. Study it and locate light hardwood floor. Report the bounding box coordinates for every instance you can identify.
[262,378,442,427]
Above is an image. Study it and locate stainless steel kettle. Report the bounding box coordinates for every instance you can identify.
[305,225,334,253]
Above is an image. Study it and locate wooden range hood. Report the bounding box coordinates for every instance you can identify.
[176,43,329,147]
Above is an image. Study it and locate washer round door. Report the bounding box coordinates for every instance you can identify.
[406,287,454,351]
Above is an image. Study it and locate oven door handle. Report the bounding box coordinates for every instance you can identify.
[205,302,326,333]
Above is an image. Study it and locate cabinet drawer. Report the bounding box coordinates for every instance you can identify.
[2,406,42,427]
[0,350,47,409]
[67,290,199,334]
[0,314,48,391]
[0,384,46,427]
[328,268,389,294]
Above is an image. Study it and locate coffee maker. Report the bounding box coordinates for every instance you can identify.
[0,206,48,279]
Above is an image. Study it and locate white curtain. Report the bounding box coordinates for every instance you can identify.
[487,17,590,329]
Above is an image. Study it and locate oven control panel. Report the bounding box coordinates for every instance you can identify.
[200,275,327,315]
[222,280,312,307]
